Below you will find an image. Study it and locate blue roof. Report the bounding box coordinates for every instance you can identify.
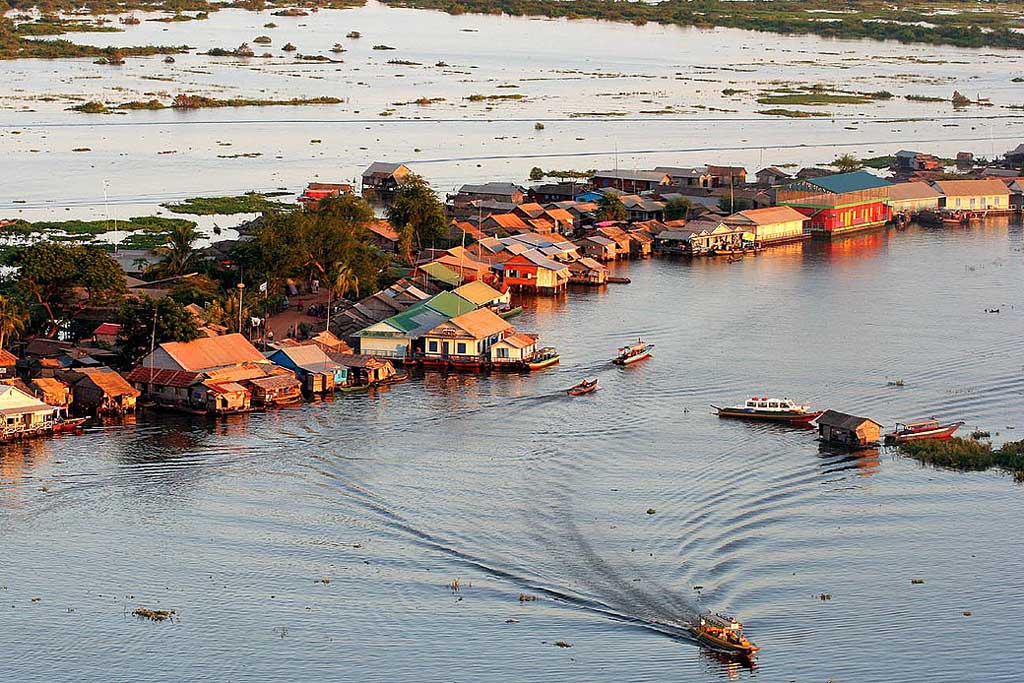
[806,171,892,194]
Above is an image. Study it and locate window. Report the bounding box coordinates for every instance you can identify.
[956,198,962,208]
[995,196,1002,206]
[456,342,467,354]
[495,347,509,358]
[428,340,438,353]
[769,402,779,408]
[757,401,767,408]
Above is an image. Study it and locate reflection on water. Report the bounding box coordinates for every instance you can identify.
[1,222,1023,681]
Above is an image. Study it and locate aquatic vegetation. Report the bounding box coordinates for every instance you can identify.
[911,578,925,584]
[905,94,948,103]
[898,437,1024,478]
[466,93,526,102]
[645,508,656,515]
[380,0,1024,51]
[518,593,537,602]
[553,640,572,648]
[372,44,396,50]
[161,193,293,215]
[971,430,991,440]
[70,100,109,113]
[758,108,832,118]
[89,95,344,112]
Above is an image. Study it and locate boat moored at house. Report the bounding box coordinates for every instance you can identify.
[884,419,964,445]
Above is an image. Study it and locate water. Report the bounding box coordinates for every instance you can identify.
[4,1,1024,224]
[2,221,1023,681]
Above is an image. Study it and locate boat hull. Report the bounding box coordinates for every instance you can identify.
[526,355,560,371]
[885,422,963,444]
[567,382,598,396]
[613,350,652,365]
[688,626,760,658]
[713,406,823,424]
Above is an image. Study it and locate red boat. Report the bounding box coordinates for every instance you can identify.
[884,419,964,445]
[52,417,87,433]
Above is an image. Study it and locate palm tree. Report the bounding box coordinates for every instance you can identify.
[325,264,359,332]
[156,222,200,276]
[0,296,26,350]
[220,291,249,334]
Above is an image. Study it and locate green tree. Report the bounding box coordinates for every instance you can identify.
[0,295,27,350]
[529,166,544,181]
[154,221,200,276]
[8,242,126,327]
[169,274,220,306]
[118,295,201,366]
[833,153,863,173]
[664,197,691,221]
[386,173,447,263]
[325,263,359,333]
[597,193,627,222]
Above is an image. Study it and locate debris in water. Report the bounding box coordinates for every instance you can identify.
[554,640,573,648]
[819,593,832,601]
[963,611,972,616]
[132,607,175,622]
[646,508,656,515]
[519,593,537,602]
[449,578,461,592]
[31,597,41,602]
[911,578,925,584]
[505,618,520,623]
[316,576,331,585]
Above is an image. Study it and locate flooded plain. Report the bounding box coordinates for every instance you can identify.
[3,0,1024,225]
[3,221,1024,681]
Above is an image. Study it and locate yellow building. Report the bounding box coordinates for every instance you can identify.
[887,181,942,214]
[421,308,511,366]
[724,206,808,244]
[934,179,1011,212]
[490,332,538,365]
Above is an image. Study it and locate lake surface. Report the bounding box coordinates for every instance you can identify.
[3,0,1024,226]
[3,221,1023,681]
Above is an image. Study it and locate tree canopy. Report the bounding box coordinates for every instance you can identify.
[385,174,448,263]
[596,193,627,222]
[117,295,201,365]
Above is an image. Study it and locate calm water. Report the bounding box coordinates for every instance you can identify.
[3,222,1023,681]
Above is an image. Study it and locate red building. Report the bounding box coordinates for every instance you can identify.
[496,250,569,295]
[777,171,892,238]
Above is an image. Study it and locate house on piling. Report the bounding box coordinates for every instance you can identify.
[61,367,140,416]
[493,249,570,294]
[361,162,411,203]
[817,410,882,448]
[933,179,1012,214]
[267,344,347,395]
[723,206,809,245]
[420,308,513,369]
[777,171,892,238]
[886,181,943,215]
[0,384,59,439]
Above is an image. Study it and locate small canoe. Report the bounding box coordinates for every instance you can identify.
[498,306,524,320]
[382,371,409,385]
[567,379,599,396]
[339,383,371,393]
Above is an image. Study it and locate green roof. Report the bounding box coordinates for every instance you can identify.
[424,291,476,318]
[806,171,892,194]
[421,261,463,286]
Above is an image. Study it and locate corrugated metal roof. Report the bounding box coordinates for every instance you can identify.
[933,179,1010,197]
[887,182,943,202]
[70,368,140,398]
[159,333,265,372]
[453,280,504,306]
[125,367,201,387]
[806,170,892,194]
[437,308,511,339]
[424,291,477,318]
[817,409,882,430]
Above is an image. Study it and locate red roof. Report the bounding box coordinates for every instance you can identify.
[125,367,201,388]
[93,323,122,337]
[0,349,16,366]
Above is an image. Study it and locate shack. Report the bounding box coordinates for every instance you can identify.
[62,367,140,416]
[0,384,57,439]
[817,410,882,448]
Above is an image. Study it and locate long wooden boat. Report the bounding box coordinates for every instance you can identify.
[884,419,964,445]
[712,397,823,424]
[567,378,599,396]
[613,339,653,365]
[688,613,759,658]
[526,347,560,371]
[381,371,409,385]
[338,383,371,393]
[498,306,524,320]
[52,417,88,433]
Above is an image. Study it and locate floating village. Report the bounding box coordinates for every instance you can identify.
[1,145,1021,440]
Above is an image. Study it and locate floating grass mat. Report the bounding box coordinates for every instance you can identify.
[5,216,195,237]
[899,437,1024,481]
[758,108,832,118]
[161,193,293,215]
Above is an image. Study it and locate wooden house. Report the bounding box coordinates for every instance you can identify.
[298,182,353,206]
[330,353,397,385]
[886,182,943,215]
[200,381,251,413]
[1004,143,1024,168]
[529,181,587,203]
[591,170,670,194]
[568,257,608,285]
[140,333,266,373]
[453,280,511,311]
[652,230,699,255]
[495,250,570,294]
[246,374,303,407]
[0,384,58,439]
[490,332,538,366]
[357,305,448,360]
[723,206,808,245]
[451,182,524,210]
[366,220,400,252]
[420,308,512,368]
[817,410,882,448]
[267,345,346,394]
[777,171,892,238]
[126,367,203,412]
[754,167,793,187]
[29,377,72,410]
[575,235,618,262]
[894,150,942,174]
[619,195,666,222]
[706,165,747,187]
[0,349,17,381]
[361,162,411,202]
[654,166,713,188]
[91,323,121,346]
[933,179,1011,214]
[62,367,140,415]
